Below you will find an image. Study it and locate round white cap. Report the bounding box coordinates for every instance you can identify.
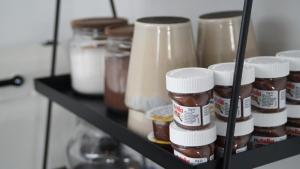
[276,50,300,71]
[287,104,300,118]
[245,56,289,78]
[169,122,216,147]
[208,62,255,86]
[252,110,287,127]
[215,117,254,136]
[166,68,214,94]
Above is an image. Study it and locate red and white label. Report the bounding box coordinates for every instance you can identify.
[214,94,251,118]
[286,126,300,136]
[287,81,300,101]
[174,150,214,165]
[252,135,287,146]
[172,100,210,127]
[217,146,247,156]
[251,88,286,109]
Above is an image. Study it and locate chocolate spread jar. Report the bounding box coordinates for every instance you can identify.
[209,63,255,121]
[166,68,214,130]
[147,132,172,153]
[169,122,216,166]
[246,57,289,113]
[286,104,300,136]
[277,50,300,104]
[215,116,253,156]
[252,110,287,147]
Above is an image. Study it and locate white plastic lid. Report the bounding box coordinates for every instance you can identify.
[215,117,254,137]
[252,110,287,127]
[245,56,289,78]
[208,62,255,86]
[276,50,300,71]
[287,104,300,118]
[169,122,216,147]
[166,68,214,94]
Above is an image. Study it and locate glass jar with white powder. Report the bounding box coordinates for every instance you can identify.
[70,17,127,95]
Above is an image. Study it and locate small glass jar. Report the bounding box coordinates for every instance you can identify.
[104,25,134,114]
[69,18,127,95]
[252,110,287,148]
[147,132,172,153]
[169,122,216,166]
[286,104,300,136]
[215,116,253,156]
[246,57,289,113]
[166,68,214,130]
[277,50,300,104]
[209,63,255,121]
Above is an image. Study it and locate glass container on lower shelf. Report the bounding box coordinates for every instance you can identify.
[67,120,141,169]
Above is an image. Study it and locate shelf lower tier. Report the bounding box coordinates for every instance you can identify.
[35,75,300,169]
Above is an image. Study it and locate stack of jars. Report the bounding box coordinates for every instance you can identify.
[245,57,289,147]
[166,68,216,166]
[277,51,300,137]
[208,63,255,155]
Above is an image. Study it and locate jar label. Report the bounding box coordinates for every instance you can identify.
[174,150,214,165]
[217,146,247,156]
[172,101,210,127]
[214,95,251,118]
[286,126,300,136]
[252,135,287,146]
[287,81,300,101]
[251,88,286,109]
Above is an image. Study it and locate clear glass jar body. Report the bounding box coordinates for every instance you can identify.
[66,120,141,169]
[105,36,131,113]
[69,28,106,95]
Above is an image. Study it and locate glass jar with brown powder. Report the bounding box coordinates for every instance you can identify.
[104,25,134,114]
[166,68,214,130]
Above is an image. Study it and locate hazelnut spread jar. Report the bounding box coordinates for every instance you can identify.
[246,57,289,113]
[166,68,214,130]
[209,63,255,121]
[215,116,254,156]
[277,50,300,104]
[252,110,287,147]
[169,122,216,165]
[286,104,300,136]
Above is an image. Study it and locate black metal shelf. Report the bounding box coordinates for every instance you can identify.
[35,75,300,169]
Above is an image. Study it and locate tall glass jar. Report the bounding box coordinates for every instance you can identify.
[70,18,127,95]
[104,25,134,114]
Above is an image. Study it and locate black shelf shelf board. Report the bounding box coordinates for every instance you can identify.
[35,75,300,169]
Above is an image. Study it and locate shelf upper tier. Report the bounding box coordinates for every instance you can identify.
[35,75,300,169]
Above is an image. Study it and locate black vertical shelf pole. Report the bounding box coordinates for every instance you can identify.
[43,0,61,169]
[222,0,253,169]
[110,0,117,18]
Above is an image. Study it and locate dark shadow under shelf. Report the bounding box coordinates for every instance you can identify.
[35,75,300,169]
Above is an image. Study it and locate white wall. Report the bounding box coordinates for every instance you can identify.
[1,0,300,169]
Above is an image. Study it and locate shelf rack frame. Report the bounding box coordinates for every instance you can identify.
[39,0,300,169]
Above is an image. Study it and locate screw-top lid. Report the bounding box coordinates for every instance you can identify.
[166,68,214,94]
[252,110,287,127]
[208,62,255,86]
[276,50,300,71]
[105,24,134,37]
[169,122,216,147]
[71,17,127,29]
[245,56,289,78]
[287,104,300,118]
[215,116,254,136]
